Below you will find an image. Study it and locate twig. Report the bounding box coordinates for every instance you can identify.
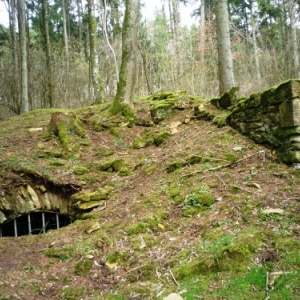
[169,268,180,286]
[127,264,146,273]
[230,185,252,194]
[93,200,107,212]
[182,151,264,178]
[215,174,226,187]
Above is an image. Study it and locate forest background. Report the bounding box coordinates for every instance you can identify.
[0,0,299,120]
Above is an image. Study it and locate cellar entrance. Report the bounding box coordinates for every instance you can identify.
[0,212,72,237]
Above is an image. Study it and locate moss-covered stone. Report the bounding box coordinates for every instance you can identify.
[79,200,105,210]
[213,111,231,127]
[132,131,154,149]
[98,159,124,172]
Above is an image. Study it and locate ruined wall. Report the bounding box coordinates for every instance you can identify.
[213,79,300,163]
[0,184,70,224]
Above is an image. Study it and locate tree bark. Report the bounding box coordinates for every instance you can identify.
[9,0,21,113]
[287,0,299,77]
[112,0,140,108]
[62,0,69,67]
[87,0,104,104]
[215,0,235,95]
[17,0,29,113]
[250,3,261,81]
[42,0,54,108]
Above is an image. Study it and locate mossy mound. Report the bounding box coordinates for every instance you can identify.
[45,111,86,151]
[174,229,262,278]
[146,91,196,123]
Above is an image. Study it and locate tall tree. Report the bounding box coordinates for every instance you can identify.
[42,0,54,108]
[87,0,104,103]
[17,0,29,112]
[285,0,299,77]
[112,0,140,109]
[215,0,235,94]
[62,0,69,66]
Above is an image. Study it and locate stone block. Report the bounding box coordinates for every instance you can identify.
[279,98,300,127]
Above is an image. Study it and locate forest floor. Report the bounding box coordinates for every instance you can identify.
[0,92,300,300]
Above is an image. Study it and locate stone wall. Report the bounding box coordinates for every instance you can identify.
[212,79,300,163]
[0,184,70,224]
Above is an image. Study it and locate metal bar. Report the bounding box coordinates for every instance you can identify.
[42,212,46,234]
[14,219,17,237]
[56,214,59,229]
[28,214,31,235]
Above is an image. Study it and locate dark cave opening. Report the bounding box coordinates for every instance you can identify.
[0,212,72,237]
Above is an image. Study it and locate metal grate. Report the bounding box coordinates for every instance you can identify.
[0,212,71,237]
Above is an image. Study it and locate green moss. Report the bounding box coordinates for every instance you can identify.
[174,230,261,279]
[213,111,231,127]
[73,166,88,175]
[74,260,93,276]
[173,195,185,205]
[49,159,65,166]
[60,287,87,300]
[169,187,181,198]
[98,159,124,172]
[132,131,154,149]
[109,127,120,138]
[44,247,74,261]
[96,149,115,157]
[223,151,238,164]
[118,168,130,176]
[186,155,202,164]
[124,222,147,235]
[165,160,187,172]
[143,164,157,175]
[107,251,129,264]
[37,150,63,158]
[153,131,171,146]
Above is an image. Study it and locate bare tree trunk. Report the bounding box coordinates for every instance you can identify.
[9,0,20,113]
[215,0,235,95]
[87,0,104,104]
[199,0,205,64]
[287,0,299,77]
[112,0,140,108]
[42,0,54,108]
[168,0,182,76]
[62,0,69,67]
[250,3,261,81]
[17,0,29,113]
[9,0,18,71]
[76,0,83,53]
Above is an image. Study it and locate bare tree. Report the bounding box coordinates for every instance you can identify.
[87,0,104,103]
[112,0,140,109]
[62,0,69,67]
[42,0,54,108]
[215,0,235,95]
[17,0,29,112]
